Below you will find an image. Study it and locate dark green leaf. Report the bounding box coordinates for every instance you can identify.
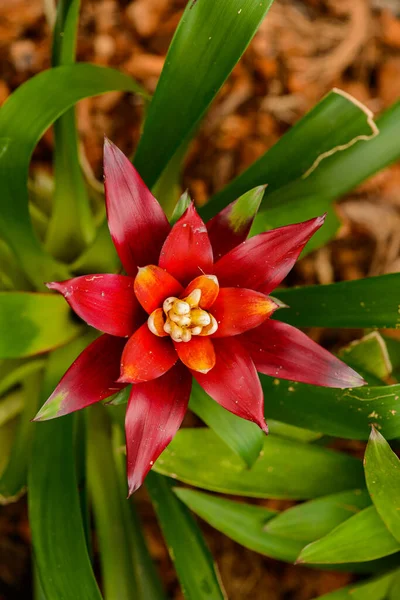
[146,472,226,600]
[261,375,400,441]
[87,405,136,600]
[29,334,102,600]
[0,369,43,502]
[298,506,400,564]
[202,88,379,221]
[365,428,400,543]
[154,429,364,499]
[45,0,96,259]
[134,0,274,188]
[189,381,264,467]
[275,274,400,329]
[0,292,82,358]
[0,63,145,287]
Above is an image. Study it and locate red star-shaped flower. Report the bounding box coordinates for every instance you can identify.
[35,139,365,495]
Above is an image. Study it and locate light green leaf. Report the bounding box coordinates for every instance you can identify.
[316,570,398,600]
[265,489,371,542]
[29,334,102,600]
[261,375,400,441]
[0,389,23,427]
[275,274,400,329]
[338,332,392,381]
[135,0,274,188]
[154,429,364,499]
[0,292,82,358]
[189,381,264,467]
[365,428,400,544]
[298,506,400,564]
[0,63,146,287]
[146,472,226,600]
[0,358,46,397]
[266,420,322,443]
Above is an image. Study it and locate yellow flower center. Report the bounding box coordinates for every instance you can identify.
[148,288,218,342]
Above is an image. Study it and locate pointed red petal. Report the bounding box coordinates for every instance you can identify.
[47,274,142,337]
[119,323,177,383]
[158,203,213,285]
[214,216,325,294]
[241,319,366,388]
[192,337,268,432]
[34,335,126,421]
[206,186,264,259]
[104,139,170,275]
[125,363,191,495]
[183,275,219,309]
[174,337,216,374]
[210,288,278,337]
[134,265,183,314]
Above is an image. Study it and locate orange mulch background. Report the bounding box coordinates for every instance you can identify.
[1,0,400,598]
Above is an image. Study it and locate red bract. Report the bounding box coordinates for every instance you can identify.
[34,139,365,495]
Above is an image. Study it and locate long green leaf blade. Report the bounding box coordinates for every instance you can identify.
[29,335,102,600]
[202,88,378,221]
[154,429,364,499]
[87,405,136,600]
[275,274,400,329]
[261,376,400,441]
[265,490,371,542]
[0,63,145,287]
[146,472,226,600]
[365,428,400,544]
[134,0,274,188]
[315,571,398,600]
[297,506,400,564]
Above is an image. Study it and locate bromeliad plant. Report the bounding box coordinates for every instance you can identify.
[1,0,400,598]
[34,140,364,495]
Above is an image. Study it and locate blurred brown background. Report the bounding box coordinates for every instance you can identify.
[1,0,400,598]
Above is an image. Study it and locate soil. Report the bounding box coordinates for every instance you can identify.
[1,0,400,598]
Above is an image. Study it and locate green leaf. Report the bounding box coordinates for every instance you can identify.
[71,219,120,275]
[338,332,392,381]
[265,489,371,542]
[29,334,102,600]
[0,358,46,396]
[170,190,192,226]
[134,0,274,188]
[365,428,400,544]
[275,274,400,329]
[297,506,400,564]
[202,88,378,220]
[175,488,373,567]
[0,63,146,287]
[316,570,398,600]
[154,429,364,499]
[45,0,96,259]
[261,375,400,441]
[0,368,43,502]
[0,389,23,427]
[146,472,226,600]
[189,381,264,467]
[0,292,82,358]
[87,405,136,600]
[384,336,400,379]
[266,420,322,443]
